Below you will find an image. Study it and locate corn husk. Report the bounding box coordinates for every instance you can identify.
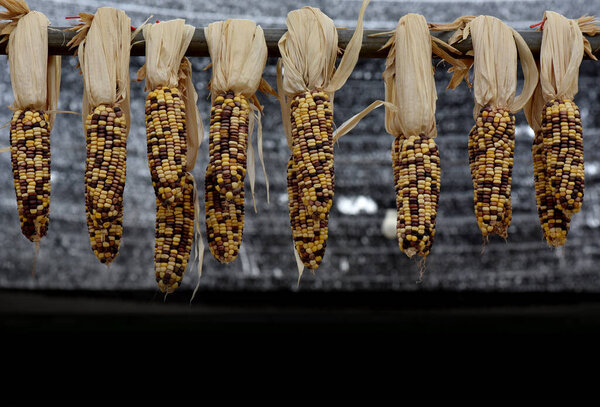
[383,14,437,139]
[435,15,538,117]
[67,7,132,138]
[332,15,466,141]
[1,0,61,128]
[523,77,544,134]
[205,18,271,207]
[539,12,600,102]
[205,19,268,98]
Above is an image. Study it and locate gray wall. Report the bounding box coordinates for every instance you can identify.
[0,0,599,292]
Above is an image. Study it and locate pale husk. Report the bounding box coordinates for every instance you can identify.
[205,19,268,98]
[142,19,194,91]
[540,11,588,101]
[1,0,61,128]
[69,7,132,137]
[577,16,600,60]
[523,78,544,134]
[138,19,202,171]
[383,14,437,139]
[469,15,538,118]
[432,15,538,118]
[332,15,465,142]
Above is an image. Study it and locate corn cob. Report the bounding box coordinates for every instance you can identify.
[290,89,334,218]
[9,108,51,242]
[85,103,127,263]
[86,206,123,264]
[204,90,250,263]
[205,161,245,264]
[154,172,195,293]
[208,91,250,200]
[469,105,515,238]
[145,86,187,206]
[287,156,328,269]
[393,134,440,257]
[532,130,570,246]
[541,98,584,215]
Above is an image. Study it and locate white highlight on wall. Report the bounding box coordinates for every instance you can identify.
[336,195,378,215]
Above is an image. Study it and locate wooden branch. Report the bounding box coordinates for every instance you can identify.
[0,27,598,59]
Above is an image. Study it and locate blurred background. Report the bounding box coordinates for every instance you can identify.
[0,0,599,294]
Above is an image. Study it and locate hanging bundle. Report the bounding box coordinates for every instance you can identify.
[204,19,271,264]
[381,14,441,260]
[524,12,599,247]
[137,19,204,294]
[0,0,61,243]
[277,0,370,274]
[432,16,538,240]
[332,14,465,263]
[67,8,132,264]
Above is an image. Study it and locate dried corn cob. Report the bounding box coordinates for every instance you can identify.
[2,2,61,244]
[205,162,246,264]
[393,134,440,257]
[287,156,328,269]
[470,105,515,238]
[86,205,123,264]
[541,98,584,215]
[532,130,570,246]
[155,172,195,293]
[84,103,128,263]
[9,109,51,242]
[204,90,250,263]
[145,86,187,206]
[290,90,335,218]
[207,91,250,201]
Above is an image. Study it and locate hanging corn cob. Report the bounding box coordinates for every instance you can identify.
[204,19,271,264]
[67,8,132,264]
[138,20,204,294]
[431,16,538,240]
[378,14,443,259]
[537,13,599,217]
[277,0,370,274]
[324,13,464,265]
[1,0,61,244]
[524,13,600,247]
[526,82,571,246]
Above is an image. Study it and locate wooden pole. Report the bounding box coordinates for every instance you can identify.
[1,27,598,59]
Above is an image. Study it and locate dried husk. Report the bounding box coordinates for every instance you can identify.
[523,77,544,134]
[1,0,61,128]
[539,12,599,102]
[431,15,538,117]
[205,19,268,98]
[68,7,132,137]
[383,14,437,139]
[332,15,466,142]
